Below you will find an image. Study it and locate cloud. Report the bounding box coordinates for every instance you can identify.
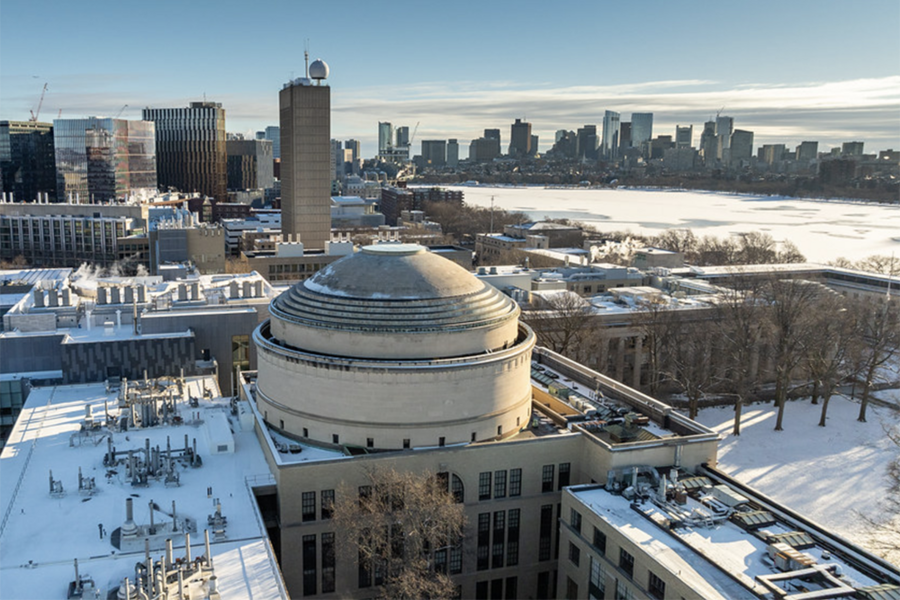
[3,75,897,155]
[321,76,900,155]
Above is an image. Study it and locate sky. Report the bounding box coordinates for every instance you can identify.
[2,0,899,159]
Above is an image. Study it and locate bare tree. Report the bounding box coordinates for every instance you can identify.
[855,254,900,276]
[695,235,738,266]
[777,240,806,264]
[760,278,829,431]
[852,298,900,422]
[799,294,856,427]
[633,300,681,397]
[521,292,596,357]
[331,467,466,600]
[714,278,766,435]
[737,231,778,264]
[652,228,697,256]
[665,318,720,420]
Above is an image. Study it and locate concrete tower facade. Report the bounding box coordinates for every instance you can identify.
[279,61,331,251]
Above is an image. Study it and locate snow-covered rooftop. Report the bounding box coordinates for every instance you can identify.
[572,480,890,599]
[0,377,286,600]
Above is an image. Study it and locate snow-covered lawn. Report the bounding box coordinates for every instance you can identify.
[696,393,900,563]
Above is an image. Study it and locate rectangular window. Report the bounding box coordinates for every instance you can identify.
[358,545,371,588]
[570,508,582,534]
[615,579,634,600]
[593,527,607,555]
[492,511,506,569]
[491,510,506,569]
[558,462,571,489]
[449,544,463,575]
[477,512,491,571]
[505,577,518,600]
[590,557,606,599]
[479,471,492,501]
[491,579,503,600]
[619,548,635,578]
[538,504,553,561]
[321,532,335,593]
[648,571,666,600]
[509,468,522,497]
[537,572,550,600]
[302,534,316,596]
[506,508,520,567]
[494,470,507,498]
[321,489,334,520]
[301,491,316,522]
[566,577,579,600]
[568,541,580,566]
[542,465,555,493]
[475,581,489,600]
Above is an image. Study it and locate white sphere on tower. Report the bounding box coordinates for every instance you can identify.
[309,59,329,80]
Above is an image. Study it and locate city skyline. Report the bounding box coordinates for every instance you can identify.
[1,0,898,158]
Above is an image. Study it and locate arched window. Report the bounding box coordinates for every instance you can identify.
[451,474,465,503]
[436,472,465,503]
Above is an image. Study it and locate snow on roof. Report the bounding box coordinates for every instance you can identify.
[0,378,286,600]
[0,268,73,286]
[573,484,882,598]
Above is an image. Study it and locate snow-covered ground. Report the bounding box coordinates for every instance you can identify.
[447,186,900,263]
[696,393,900,563]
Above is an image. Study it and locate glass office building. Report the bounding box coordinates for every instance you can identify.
[0,121,57,202]
[53,118,157,202]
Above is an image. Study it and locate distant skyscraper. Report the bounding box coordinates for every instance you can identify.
[842,141,864,156]
[330,139,343,179]
[555,130,568,143]
[279,59,332,250]
[619,122,632,150]
[255,131,266,140]
[344,139,361,174]
[378,122,392,156]
[576,125,598,160]
[0,121,57,202]
[509,118,532,157]
[530,135,538,156]
[447,139,459,168]
[715,116,733,152]
[601,111,621,161]
[143,102,227,200]
[469,137,499,162]
[699,121,719,165]
[675,125,693,149]
[483,129,501,158]
[421,140,447,166]
[730,129,754,163]
[54,117,157,202]
[796,141,818,162]
[760,143,786,165]
[631,113,653,149]
[227,139,273,190]
[396,126,409,149]
[265,126,281,159]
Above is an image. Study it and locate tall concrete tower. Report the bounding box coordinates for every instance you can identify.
[279,57,331,251]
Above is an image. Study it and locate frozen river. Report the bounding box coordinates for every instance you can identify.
[445,186,900,263]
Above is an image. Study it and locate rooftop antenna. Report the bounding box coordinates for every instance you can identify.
[304,40,310,79]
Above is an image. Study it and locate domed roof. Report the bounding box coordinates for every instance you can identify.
[309,59,329,80]
[271,244,519,335]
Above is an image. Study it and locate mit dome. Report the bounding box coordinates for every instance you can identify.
[254,244,535,450]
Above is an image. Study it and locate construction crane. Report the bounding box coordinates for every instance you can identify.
[115,104,129,119]
[408,121,420,150]
[29,83,48,122]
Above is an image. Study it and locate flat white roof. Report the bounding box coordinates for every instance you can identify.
[0,377,286,600]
